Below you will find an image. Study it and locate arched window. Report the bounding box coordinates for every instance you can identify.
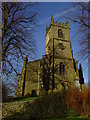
[58,29,63,38]
[59,62,65,74]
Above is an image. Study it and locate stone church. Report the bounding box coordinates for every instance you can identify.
[16,16,84,97]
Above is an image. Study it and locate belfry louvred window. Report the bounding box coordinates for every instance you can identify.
[58,29,63,38]
[59,62,65,74]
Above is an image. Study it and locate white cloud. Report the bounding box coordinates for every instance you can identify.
[38,6,77,25]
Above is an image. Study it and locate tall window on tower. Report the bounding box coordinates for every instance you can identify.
[58,29,63,38]
[59,62,65,75]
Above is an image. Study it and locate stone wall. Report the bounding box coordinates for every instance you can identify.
[16,59,41,97]
[2,101,31,119]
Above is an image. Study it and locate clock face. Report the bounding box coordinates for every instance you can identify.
[58,43,66,50]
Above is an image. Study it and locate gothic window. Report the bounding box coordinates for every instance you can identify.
[59,62,65,74]
[58,29,63,38]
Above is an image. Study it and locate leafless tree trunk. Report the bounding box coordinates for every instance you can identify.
[1,2,38,78]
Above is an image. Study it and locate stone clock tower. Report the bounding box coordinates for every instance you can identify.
[45,16,77,91]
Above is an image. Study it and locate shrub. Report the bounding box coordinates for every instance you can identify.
[68,109,77,117]
[4,88,90,119]
[65,87,89,116]
[2,82,9,102]
[3,91,68,119]
[2,81,17,102]
[25,91,68,119]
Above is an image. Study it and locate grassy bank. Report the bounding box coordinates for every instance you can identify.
[2,91,90,120]
[14,96,38,102]
[2,117,90,120]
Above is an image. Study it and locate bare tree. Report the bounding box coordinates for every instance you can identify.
[65,3,89,60]
[1,2,38,78]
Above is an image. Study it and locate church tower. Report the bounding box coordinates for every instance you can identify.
[16,16,84,97]
[45,16,76,91]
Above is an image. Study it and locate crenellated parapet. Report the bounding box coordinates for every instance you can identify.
[66,19,69,29]
[46,16,69,34]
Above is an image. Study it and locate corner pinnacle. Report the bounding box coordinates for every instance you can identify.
[51,16,54,24]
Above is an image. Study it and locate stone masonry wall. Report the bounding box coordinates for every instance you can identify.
[2,101,31,119]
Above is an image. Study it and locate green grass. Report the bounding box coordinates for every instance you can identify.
[46,116,90,120]
[14,96,38,102]
[3,117,90,120]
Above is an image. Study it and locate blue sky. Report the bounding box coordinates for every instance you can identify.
[26,2,88,84]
